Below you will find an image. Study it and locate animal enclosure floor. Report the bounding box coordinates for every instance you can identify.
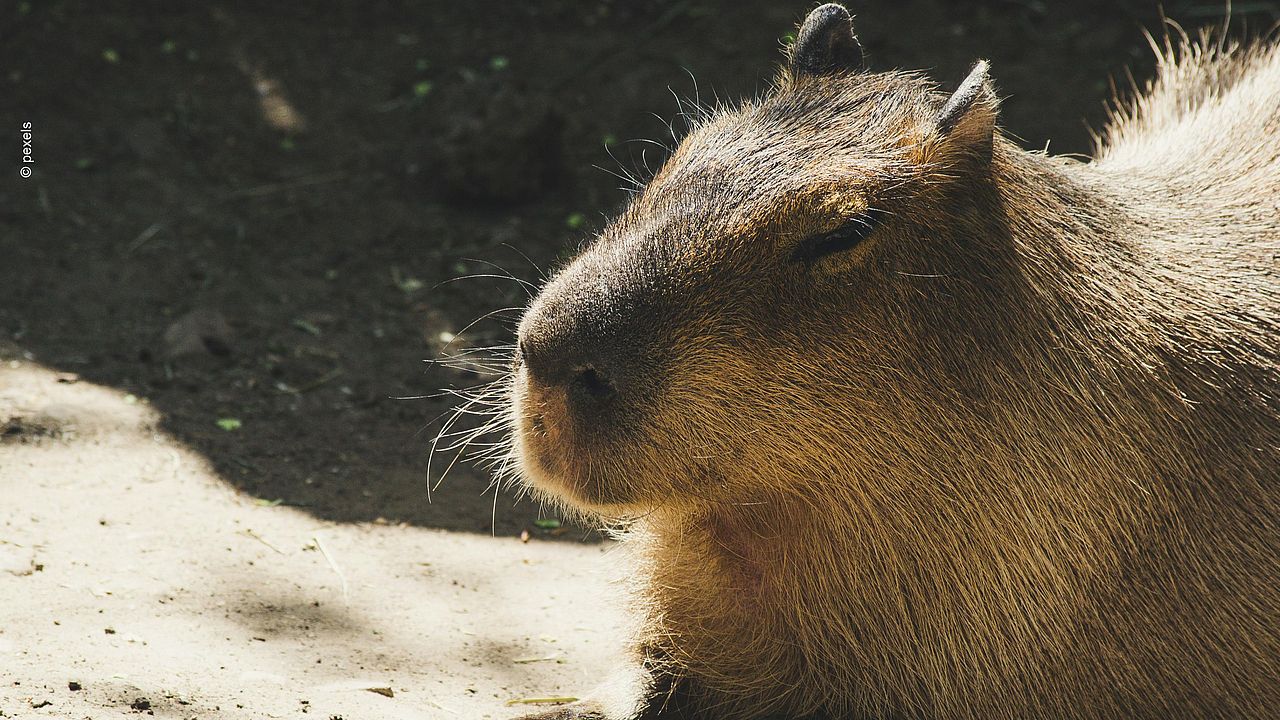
[0,361,625,719]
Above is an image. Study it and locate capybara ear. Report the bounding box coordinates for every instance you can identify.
[924,60,1000,164]
[789,4,865,76]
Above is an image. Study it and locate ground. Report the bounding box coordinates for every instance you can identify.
[1,1,1274,718]
[0,362,625,719]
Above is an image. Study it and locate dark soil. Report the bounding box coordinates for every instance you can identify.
[3,0,1275,537]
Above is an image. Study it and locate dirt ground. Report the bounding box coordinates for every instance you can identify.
[2,1,1275,718]
[0,361,626,719]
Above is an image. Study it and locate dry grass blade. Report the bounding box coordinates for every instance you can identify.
[313,532,349,604]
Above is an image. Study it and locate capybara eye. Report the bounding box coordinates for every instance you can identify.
[790,207,885,263]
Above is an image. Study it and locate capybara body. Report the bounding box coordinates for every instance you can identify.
[505,5,1279,719]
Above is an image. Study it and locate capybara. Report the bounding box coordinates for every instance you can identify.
[502,5,1279,718]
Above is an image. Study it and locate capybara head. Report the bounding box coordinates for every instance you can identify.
[513,4,1005,515]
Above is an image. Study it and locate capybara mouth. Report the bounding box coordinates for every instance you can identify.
[509,327,693,514]
[511,367,642,512]
[512,424,604,511]
[511,369,596,506]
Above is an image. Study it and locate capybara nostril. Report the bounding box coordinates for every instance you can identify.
[570,366,616,402]
[518,323,623,414]
[516,280,648,413]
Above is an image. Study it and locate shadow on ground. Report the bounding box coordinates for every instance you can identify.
[3,0,1274,535]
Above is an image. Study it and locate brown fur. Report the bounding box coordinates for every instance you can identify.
[499,13,1279,720]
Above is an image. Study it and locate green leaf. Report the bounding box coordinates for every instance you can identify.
[216,418,242,431]
[533,518,561,530]
[291,318,322,336]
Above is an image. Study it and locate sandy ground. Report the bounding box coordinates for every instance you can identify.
[0,359,624,720]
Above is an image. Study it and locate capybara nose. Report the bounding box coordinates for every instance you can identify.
[518,332,619,412]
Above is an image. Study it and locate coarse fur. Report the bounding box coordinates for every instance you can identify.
[492,8,1280,720]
